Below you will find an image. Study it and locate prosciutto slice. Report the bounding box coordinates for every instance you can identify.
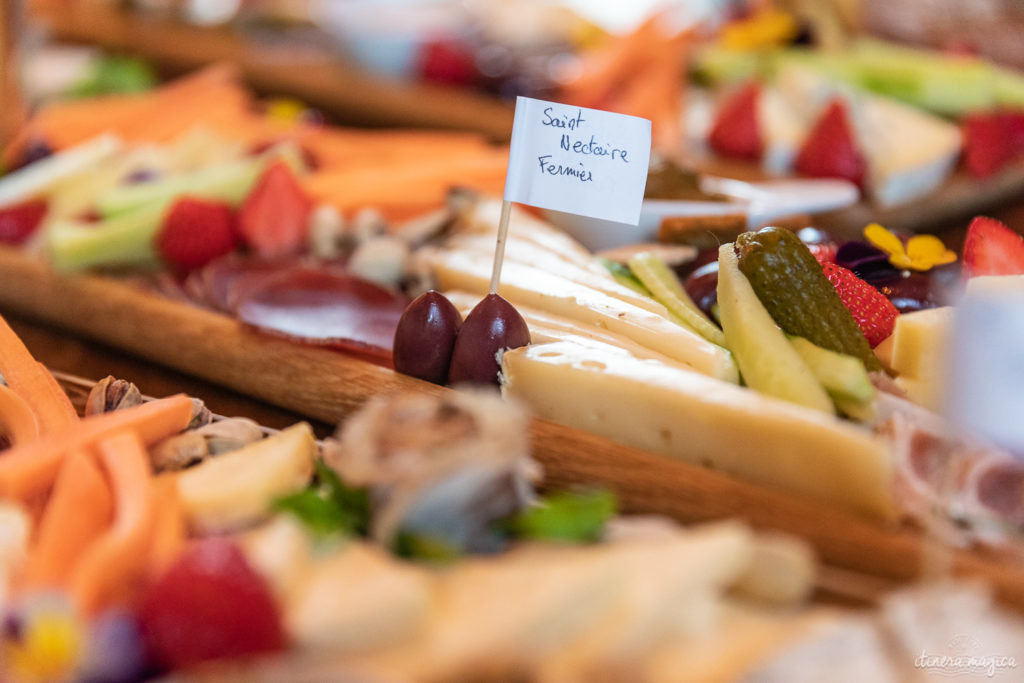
[232,267,408,360]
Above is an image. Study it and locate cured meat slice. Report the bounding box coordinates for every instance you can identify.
[233,268,407,361]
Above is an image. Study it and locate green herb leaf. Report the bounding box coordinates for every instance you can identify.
[510,489,616,544]
[273,458,370,537]
[598,258,652,296]
[393,531,462,563]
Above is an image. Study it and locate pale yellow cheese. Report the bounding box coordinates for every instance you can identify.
[893,375,945,413]
[889,307,952,380]
[444,290,692,369]
[965,274,1024,295]
[176,423,315,533]
[458,197,595,266]
[445,232,667,316]
[428,249,738,382]
[501,342,895,520]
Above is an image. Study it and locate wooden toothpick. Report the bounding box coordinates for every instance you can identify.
[488,199,513,294]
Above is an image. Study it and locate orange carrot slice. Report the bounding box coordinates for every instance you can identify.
[0,384,40,446]
[69,430,156,614]
[22,450,113,588]
[0,394,193,502]
[148,475,187,578]
[0,315,78,435]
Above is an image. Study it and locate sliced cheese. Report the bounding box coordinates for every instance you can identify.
[444,290,691,368]
[501,342,895,520]
[428,249,738,382]
[457,197,595,266]
[760,86,812,175]
[445,232,668,316]
[775,64,960,207]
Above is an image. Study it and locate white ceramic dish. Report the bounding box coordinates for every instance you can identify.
[543,177,860,252]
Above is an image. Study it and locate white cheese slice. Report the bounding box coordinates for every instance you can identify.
[444,290,690,368]
[501,341,895,520]
[759,86,812,175]
[427,250,738,382]
[775,64,961,207]
[445,232,668,316]
[456,197,596,267]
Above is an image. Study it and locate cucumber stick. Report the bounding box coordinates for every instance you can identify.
[787,336,874,404]
[788,335,877,421]
[628,253,727,347]
[96,156,263,218]
[48,201,166,271]
[717,244,834,414]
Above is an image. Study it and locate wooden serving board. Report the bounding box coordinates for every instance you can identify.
[0,246,1022,609]
[28,3,515,141]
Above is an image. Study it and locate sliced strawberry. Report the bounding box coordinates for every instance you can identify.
[238,161,312,259]
[795,98,866,188]
[139,538,284,669]
[156,198,239,273]
[820,262,899,348]
[963,112,1013,179]
[709,81,763,161]
[962,215,1024,277]
[0,199,47,245]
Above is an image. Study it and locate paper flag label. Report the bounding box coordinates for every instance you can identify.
[947,288,1024,458]
[503,96,652,226]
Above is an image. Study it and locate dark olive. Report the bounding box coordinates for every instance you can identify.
[448,293,530,386]
[393,291,462,384]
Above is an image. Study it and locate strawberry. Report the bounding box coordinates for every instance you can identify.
[806,242,838,265]
[820,262,899,348]
[962,215,1024,277]
[0,199,47,245]
[139,538,284,669]
[795,98,866,188]
[238,161,312,258]
[962,112,1013,178]
[156,198,239,273]
[998,111,1024,157]
[709,81,763,161]
[417,39,477,86]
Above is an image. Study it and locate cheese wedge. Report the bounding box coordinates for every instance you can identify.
[445,232,668,316]
[176,423,316,533]
[889,306,952,380]
[501,342,895,520]
[428,250,738,382]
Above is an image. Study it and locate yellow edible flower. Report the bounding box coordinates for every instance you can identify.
[4,607,84,682]
[864,223,957,272]
[265,98,308,124]
[719,8,799,51]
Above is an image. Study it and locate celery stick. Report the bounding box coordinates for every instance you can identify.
[628,253,727,347]
[47,202,167,271]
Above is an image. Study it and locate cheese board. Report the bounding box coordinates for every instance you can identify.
[0,245,1023,612]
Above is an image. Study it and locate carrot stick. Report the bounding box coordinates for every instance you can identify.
[69,430,155,614]
[148,475,186,578]
[0,315,78,435]
[0,394,193,502]
[0,384,40,446]
[21,450,113,588]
